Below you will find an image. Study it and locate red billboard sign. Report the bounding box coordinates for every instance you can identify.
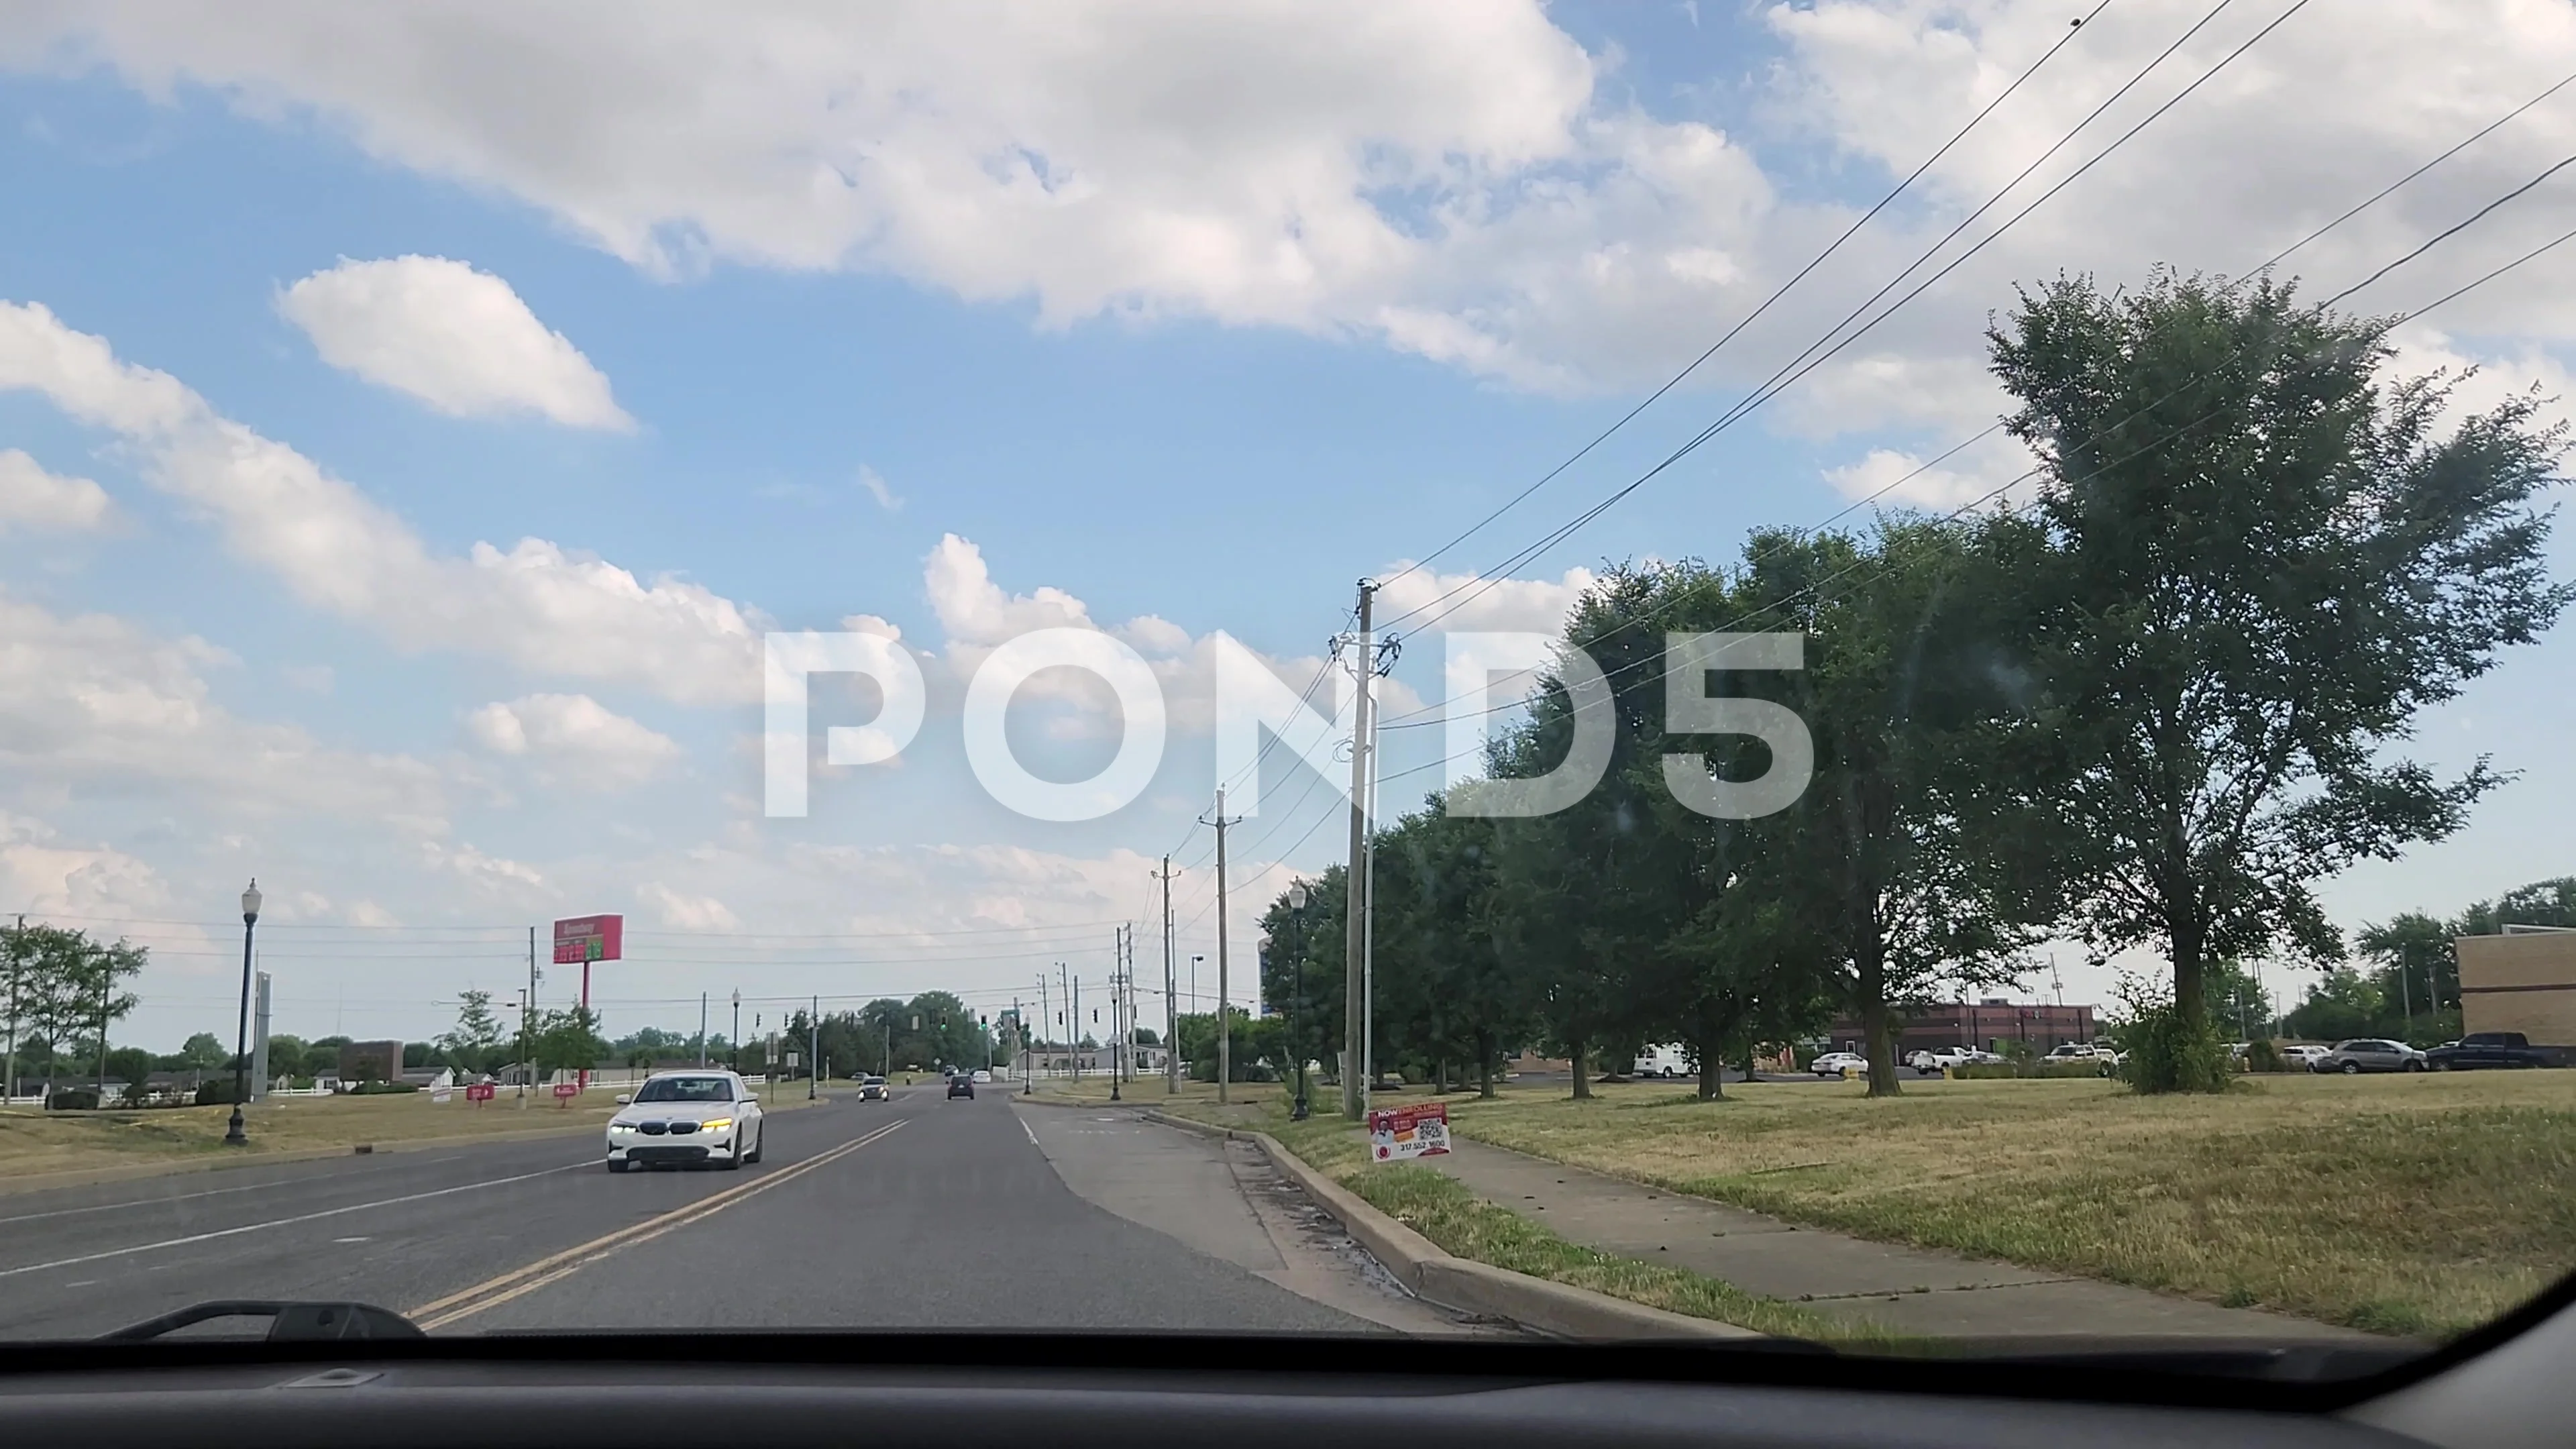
[553,1082,580,1099]
[552,914,623,965]
[464,1083,495,1103]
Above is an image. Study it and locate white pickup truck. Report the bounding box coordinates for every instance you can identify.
[1904,1046,2000,1073]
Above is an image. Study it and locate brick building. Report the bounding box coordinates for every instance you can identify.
[1820,1000,2096,1057]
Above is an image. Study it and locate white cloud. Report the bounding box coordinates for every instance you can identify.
[857,464,902,512]
[1372,562,1599,637]
[0,447,113,531]
[0,301,765,705]
[1821,438,2037,513]
[15,1,2576,425]
[0,810,168,916]
[419,839,553,902]
[465,692,684,790]
[0,589,445,822]
[636,879,740,930]
[278,255,632,429]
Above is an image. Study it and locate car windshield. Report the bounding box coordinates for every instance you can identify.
[2,3,2571,1377]
[633,1077,733,1104]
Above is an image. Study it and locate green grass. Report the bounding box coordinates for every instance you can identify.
[1433,1073,2576,1339]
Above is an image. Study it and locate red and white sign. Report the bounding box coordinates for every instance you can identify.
[464,1083,496,1103]
[552,914,623,965]
[553,1082,580,1099]
[1368,1102,1450,1161]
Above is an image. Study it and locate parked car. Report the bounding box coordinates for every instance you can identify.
[1810,1051,1868,1078]
[2423,1031,2565,1070]
[2279,1044,2330,1067]
[2043,1042,2121,1073]
[1906,1046,1999,1074]
[2313,1038,2427,1073]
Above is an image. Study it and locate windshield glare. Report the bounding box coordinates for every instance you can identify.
[0,3,2569,1371]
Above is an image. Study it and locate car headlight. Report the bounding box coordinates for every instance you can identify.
[609,1122,638,1132]
[700,1117,732,1132]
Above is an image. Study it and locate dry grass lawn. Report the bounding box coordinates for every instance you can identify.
[0,1083,827,1181]
[1433,1072,2576,1339]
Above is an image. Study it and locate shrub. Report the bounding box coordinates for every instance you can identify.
[2114,997,2232,1094]
[195,1079,247,1106]
[1949,1060,2110,1080]
[46,1088,101,1110]
[342,1080,419,1095]
[2244,1038,2287,1073]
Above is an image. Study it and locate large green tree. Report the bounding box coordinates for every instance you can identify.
[1989,272,2569,1084]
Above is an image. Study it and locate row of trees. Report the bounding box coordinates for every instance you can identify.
[1261,273,2568,1097]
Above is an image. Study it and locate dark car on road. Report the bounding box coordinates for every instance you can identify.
[947,1074,974,1099]
[2312,1038,2427,1073]
[2424,1031,2565,1069]
[857,1075,889,1100]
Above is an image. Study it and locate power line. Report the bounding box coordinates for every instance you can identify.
[1374,0,2278,637]
[1371,0,2120,599]
[1368,210,2557,797]
[1375,20,2544,740]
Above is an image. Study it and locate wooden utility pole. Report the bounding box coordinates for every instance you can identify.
[1205,788,1242,1103]
[1342,581,1375,1120]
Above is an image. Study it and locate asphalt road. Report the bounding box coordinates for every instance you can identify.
[0,1087,1438,1340]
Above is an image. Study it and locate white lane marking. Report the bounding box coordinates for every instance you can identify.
[0,1161,588,1281]
[333,1236,372,1243]
[1020,1116,1040,1146]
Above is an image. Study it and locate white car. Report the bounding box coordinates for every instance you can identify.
[606,1069,765,1173]
[1811,1051,1868,1077]
[972,1069,992,1083]
[2280,1044,2330,1067]
[1910,1046,2000,1073]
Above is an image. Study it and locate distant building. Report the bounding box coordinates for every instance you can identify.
[1821,1000,2096,1057]
[2458,928,2576,1044]
[338,1039,405,1083]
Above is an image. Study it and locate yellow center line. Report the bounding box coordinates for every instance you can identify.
[408,1118,906,1331]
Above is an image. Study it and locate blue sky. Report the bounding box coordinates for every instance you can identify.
[2,2,2571,1052]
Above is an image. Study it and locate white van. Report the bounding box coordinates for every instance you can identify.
[1631,1044,1691,1079]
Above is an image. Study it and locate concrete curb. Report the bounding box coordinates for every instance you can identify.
[1139,1109,1759,1341]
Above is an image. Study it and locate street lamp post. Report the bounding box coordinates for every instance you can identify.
[1287,882,1311,1121]
[224,880,260,1146]
[730,990,741,1071]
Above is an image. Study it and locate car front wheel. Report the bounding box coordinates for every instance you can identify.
[606,1158,630,1174]
[2341,1061,2362,1075]
[2404,1060,2425,1073]
[745,1126,762,1164]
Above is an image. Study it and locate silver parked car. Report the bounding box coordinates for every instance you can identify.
[2313,1038,2427,1074]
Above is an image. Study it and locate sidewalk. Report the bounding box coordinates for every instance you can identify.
[1427,1136,2380,1342]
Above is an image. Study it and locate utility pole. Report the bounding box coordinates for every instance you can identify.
[1073,973,1082,1082]
[1014,996,1028,1092]
[809,994,820,1099]
[1159,857,1179,1094]
[1038,973,1053,1085]
[523,925,537,1109]
[1340,580,1375,1120]
[731,989,741,1073]
[1109,926,1124,1104]
[5,913,22,1106]
[698,991,708,1067]
[1205,787,1243,1103]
